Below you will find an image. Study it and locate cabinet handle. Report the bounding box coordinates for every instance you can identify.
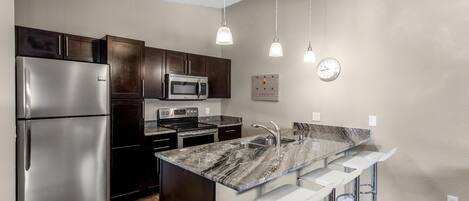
[58,35,62,56]
[154,138,171,143]
[154,146,171,151]
[162,81,166,98]
[225,129,237,133]
[142,101,145,119]
[188,60,192,75]
[142,80,145,97]
[65,36,69,57]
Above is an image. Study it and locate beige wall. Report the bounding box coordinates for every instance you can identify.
[223,0,469,200]
[15,0,225,117]
[0,0,16,199]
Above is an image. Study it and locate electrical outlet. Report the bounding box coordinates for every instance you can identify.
[205,107,210,115]
[312,112,321,122]
[448,195,458,201]
[368,115,377,127]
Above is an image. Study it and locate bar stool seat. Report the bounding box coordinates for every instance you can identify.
[255,184,332,201]
[354,148,397,163]
[300,168,362,188]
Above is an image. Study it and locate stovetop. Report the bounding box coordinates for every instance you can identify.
[159,121,217,132]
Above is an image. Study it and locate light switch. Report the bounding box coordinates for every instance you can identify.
[368,115,377,127]
[312,112,321,122]
[205,107,210,115]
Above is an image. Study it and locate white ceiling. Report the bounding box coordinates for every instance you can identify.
[163,0,243,8]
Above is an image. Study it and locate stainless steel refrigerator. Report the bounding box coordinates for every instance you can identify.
[16,57,110,201]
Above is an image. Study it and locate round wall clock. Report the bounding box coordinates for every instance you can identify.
[317,58,341,82]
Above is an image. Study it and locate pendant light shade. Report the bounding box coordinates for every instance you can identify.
[269,39,283,57]
[269,0,283,57]
[304,43,316,62]
[304,0,316,63]
[216,26,233,45]
[216,0,233,45]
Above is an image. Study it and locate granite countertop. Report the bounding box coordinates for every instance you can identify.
[199,115,243,127]
[144,121,176,136]
[156,123,371,192]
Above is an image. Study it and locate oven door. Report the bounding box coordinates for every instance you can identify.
[166,74,208,100]
[178,129,217,148]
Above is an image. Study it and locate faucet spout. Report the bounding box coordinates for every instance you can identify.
[251,121,281,148]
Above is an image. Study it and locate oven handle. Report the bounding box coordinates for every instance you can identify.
[197,81,201,98]
[178,131,216,138]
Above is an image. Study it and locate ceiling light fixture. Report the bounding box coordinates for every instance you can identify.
[269,0,283,57]
[303,0,316,63]
[216,0,233,45]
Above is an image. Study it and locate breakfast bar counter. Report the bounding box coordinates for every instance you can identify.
[156,123,371,201]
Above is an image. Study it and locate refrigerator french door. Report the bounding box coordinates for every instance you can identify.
[16,57,110,201]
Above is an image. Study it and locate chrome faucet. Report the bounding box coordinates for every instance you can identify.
[251,121,281,148]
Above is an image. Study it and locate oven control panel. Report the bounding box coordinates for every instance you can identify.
[158,107,199,119]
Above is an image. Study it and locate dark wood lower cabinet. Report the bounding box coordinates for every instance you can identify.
[218,125,242,141]
[111,146,144,200]
[160,161,215,201]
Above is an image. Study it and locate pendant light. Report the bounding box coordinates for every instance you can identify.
[303,0,316,63]
[269,0,283,57]
[216,0,233,45]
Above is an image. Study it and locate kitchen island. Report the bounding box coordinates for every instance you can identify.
[155,123,371,201]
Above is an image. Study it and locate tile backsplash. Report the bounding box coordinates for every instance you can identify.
[144,99,222,121]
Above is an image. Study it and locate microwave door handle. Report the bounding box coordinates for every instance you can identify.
[197,81,201,98]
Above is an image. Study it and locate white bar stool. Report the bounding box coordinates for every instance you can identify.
[354,148,397,201]
[299,167,362,201]
[255,184,333,201]
[332,148,397,201]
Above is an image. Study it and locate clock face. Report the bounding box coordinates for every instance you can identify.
[317,58,341,81]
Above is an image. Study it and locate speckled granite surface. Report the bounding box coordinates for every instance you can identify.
[156,123,370,192]
[144,121,176,136]
[198,116,243,127]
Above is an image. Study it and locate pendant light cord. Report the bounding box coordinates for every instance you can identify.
[274,0,279,41]
[308,0,312,46]
[223,0,227,26]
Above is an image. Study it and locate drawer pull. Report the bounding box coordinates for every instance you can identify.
[154,138,171,143]
[225,129,237,133]
[154,146,172,151]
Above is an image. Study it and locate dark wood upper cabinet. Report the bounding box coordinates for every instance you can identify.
[206,57,231,98]
[187,54,206,76]
[107,35,144,99]
[143,47,165,99]
[165,51,187,75]
[16,26,63,59]
[111,99,144,148]
[63,34,101,63]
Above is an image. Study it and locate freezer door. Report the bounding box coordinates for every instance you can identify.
[17,116,110,201]
[17,57,110,118]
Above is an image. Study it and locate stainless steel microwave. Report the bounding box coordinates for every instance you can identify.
[165,74,208,100]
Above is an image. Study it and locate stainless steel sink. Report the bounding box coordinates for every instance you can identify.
[249,137,296,146]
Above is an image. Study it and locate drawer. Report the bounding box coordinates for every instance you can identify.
[144,133,177,152]
[218,125,242,141]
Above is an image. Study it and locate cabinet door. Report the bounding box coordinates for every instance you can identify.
[16,26,63,59]
[218,125,242,141]
[111,146,143,199]
[144,47,165,99]
[64,34,101,63]
[187,54,206,76]
[165,51,187,75]
[206,57,231,98]
[107,36,144,99]
[111,99,143,148]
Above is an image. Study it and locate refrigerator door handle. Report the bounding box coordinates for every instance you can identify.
[25,120,31,171]
[25,68,31,119]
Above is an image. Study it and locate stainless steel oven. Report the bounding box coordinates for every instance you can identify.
[165,74,208,100]
[157,107,218,149]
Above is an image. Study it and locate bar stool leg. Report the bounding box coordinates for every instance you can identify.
[371,163,378,201]
[328,188,336,201]
[354,176,360,201]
